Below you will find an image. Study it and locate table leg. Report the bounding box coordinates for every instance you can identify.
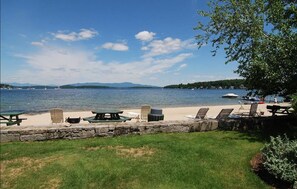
[9,115,13,122]
[16,115,20,125]
[0,115,9,121]
[111,113,120,120]
[282,108,289,114]
[95,113,105,120]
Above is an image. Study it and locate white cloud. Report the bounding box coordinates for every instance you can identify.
[102,42,129,51]
[142,37,196,57]
[78,29,98,39]
[176,63,187,71]
[52,29,98,41]
[179,64,187,68]
[13,47,192,85]
[31,41,44,47]
[150,53,192,73]
[31,39,50,47]
[135,31,156,41]
[54,32,76,41]
[8,30,198,86]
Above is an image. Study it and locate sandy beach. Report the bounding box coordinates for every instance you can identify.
[6,102,289,127]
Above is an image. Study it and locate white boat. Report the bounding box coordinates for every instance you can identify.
[242,96,260,101]
[222,93,239,98]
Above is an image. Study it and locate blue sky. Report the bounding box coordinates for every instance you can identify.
[1,0,239,86]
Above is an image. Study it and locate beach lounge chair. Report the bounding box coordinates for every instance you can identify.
[141,105,151,121]
[240,103,259,117]
[185,108,209,120]
[127,112,140,122]
[213,108,234,120]
[50,108,64,124]
[238,101,245,111]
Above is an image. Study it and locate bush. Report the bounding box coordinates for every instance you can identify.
[261,135,297,188]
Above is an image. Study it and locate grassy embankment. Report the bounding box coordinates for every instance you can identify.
[0,131,269,189]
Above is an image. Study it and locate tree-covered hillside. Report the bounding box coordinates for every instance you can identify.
[0,84,13,89]
[164,79,245,89]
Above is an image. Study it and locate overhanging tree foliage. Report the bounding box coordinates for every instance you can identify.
[195,0,297,96]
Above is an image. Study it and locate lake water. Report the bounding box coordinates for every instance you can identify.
[0,88,249,113]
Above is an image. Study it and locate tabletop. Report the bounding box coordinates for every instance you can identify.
[279,105,291,109]
[0,111,24,116]
[267,105,291,109]
[91,109,123,114]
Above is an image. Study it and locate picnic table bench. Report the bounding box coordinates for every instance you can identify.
[266,105,292,116]
[83,109,131,123]
[0,111,27,126]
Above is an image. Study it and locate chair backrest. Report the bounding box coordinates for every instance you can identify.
[215,108,234,120]
[238,101,245,111]
[141,105,151,121]
[195,108,209,119]
[50,108,64,123]
[249,103,258,116]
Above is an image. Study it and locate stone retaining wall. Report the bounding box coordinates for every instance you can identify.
[218,115,297,139]
[0,120,218,142]
[219,115,297,131]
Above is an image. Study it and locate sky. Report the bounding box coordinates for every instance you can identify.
[1,0,240,87]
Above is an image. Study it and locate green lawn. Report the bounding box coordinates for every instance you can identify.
[0,131,269,189]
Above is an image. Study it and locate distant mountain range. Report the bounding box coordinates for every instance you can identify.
[3,82,159,89]
[5,82,42,87]
[66,82,156,88]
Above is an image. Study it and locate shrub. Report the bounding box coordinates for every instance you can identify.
[261,135,297,188]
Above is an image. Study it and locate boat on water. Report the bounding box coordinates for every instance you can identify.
[242,96,260,101]
[241,96,266,104]
[222,93,239,98]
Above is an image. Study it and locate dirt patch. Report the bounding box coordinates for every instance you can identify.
[85,146,101,151]
[250,153,263,172]
[114,146,155,158]
[40,177,62,189]
[118,179,142,188]
[0,156,61,188]
[85,145,156,158]
[250,153,293,189]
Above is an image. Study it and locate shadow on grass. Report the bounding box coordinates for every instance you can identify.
[220,115,297,142]
[220,115,297,189]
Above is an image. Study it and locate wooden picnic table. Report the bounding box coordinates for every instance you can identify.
[266,105,291,116]
[0,111,26,126]
[83,109,131,123]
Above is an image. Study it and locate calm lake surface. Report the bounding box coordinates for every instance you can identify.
[0,88,248,113]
